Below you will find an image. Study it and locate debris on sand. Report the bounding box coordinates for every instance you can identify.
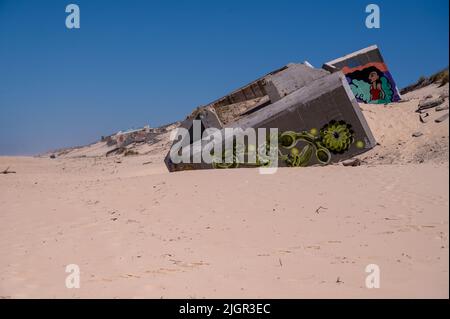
[416,97,445,112]
[436,104,449,112]
[412,132,424,137]
[315,206,328,214]
[1,167,16,174]
[419,113,430,123]
[106,147,122,157]
[124,149,139,156]
[435,113,449,123]
[341,158,361,167]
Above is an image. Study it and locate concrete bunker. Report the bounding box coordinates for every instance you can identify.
[165,45,400,172]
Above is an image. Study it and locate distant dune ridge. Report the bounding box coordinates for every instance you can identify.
[400,68,449,95]
[0,79,448,298]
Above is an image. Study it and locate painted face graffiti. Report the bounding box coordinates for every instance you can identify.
[368,70,385,101]
[343,63,400,105]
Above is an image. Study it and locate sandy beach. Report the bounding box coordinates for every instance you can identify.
[0,84,449,299]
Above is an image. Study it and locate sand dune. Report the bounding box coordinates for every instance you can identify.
[0,84,448,298]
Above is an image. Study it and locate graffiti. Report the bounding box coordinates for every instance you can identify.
[279,129,331,167]
[211,134,277,169]
[343,63,400,104]
[320,121,355,154]
[212,120,365,168]
[278,120,357,167]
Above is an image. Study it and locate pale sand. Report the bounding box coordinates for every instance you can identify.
[0,84,448,298]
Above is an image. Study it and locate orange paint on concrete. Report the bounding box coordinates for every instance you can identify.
[342,62,389,74]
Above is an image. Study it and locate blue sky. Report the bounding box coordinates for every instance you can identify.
[0,0,448,155]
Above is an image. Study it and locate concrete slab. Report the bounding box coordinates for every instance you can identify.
[165,71,377,171]
[323,45,401,104]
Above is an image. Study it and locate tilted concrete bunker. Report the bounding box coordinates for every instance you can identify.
[164,45,400,172]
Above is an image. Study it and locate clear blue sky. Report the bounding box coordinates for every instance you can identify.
[0,0,448,155]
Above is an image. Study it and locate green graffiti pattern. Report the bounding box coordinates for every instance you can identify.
[212,120,359,169]
[211,135,276,169]
[349,80,371,102]
[320,120,355,154]
[278,129,331,167]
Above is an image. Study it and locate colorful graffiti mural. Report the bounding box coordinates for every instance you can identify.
[278,120,364,167]
[211,120,366,169]
[343,62,401,104]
